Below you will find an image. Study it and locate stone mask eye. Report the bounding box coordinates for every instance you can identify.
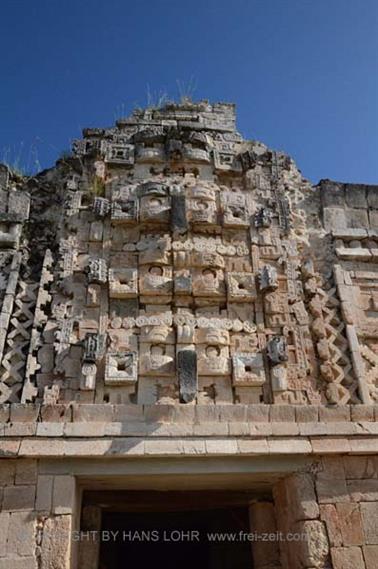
[206,345,220,357]
[151,344,165,356]
[149,198,162,207]
[197,200,208,210]
[202,269,215,278]
[117,357,131,371]
[149,266,163,276]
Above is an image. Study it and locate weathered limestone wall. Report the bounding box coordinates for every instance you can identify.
[0,403,377,568]
[318,179,378,405]
[0,458,75,569]
[0,402,377,456]
[273,456,378,569]
[319,456,378,569]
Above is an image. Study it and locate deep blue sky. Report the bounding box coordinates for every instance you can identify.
[1,0,377,183]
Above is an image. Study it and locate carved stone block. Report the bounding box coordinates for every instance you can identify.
[191,251,225,269]
[195,328,230,346]
[232,353,266,386]
[197,345,230,376]
[136,146,165,163]
[139,266,173,296]
[271,365,288,392]
[187,186,217,224]
[239,150,257,170]
[267,336,288,365]
[173,250,190,269]
[177,349,197,403]
[137,181,167,197]
[138,236,171,265]
[87,258,107,284]
[73,137,104,156]
[222,192,249,227]
[105,352,138,385]
[230,333,259,354]
[93,197,110,218]
[111,199,138,224]
[0,222,21,248]
[188,185,216,200]
[140,195,170,224]
[80,307,100,331]
[86,284,101,307]
[83,333,105,362]
[105,143,134,165]
[89,220,103,242]
[259,242,283,260]
[258,265,278,292]
[139,343,175,376]
[55,318,74,347]
[42,384,60,404]
[81,362,97,391]
[174,271,192,295]
[226,272,257,301]
[183,146,210,163]
[171,193,187,233]
[213,150,237,171]
[140,325,175,344]
[264,292,289,314]
[254,207,272,228]
[192,269,225,297]
[109,268,138,298]
[188,199,217,225]
[176,322,195,344]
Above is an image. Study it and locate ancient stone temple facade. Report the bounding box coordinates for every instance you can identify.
[0,101,377,568]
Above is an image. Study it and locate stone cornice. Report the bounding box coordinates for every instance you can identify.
[0,404,377,458]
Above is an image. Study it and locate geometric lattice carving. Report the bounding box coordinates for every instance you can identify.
[360,344,378,402]
[313,285,359,405]
[0,279,38,402]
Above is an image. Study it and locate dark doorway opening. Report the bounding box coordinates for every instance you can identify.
[94,491,254,569]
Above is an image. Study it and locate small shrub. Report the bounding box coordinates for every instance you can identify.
[91,176,105,196]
